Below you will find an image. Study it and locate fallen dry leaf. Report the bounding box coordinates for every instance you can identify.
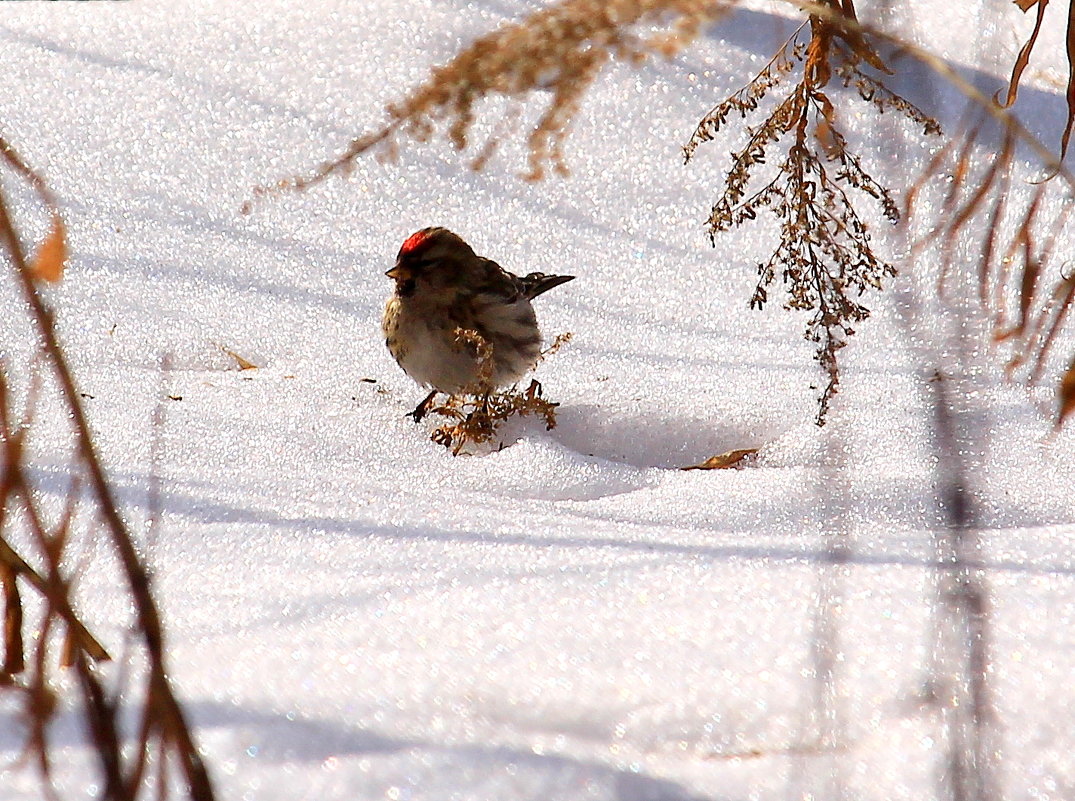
[29,214,66,283]
[220,346,259,370]
[681,448,759,470]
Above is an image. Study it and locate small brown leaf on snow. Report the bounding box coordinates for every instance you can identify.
[220,346,259,371]
[29,214,66,283]
[681,448,759,470]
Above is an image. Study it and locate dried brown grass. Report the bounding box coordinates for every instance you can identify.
[428,380,563,455]
[684,1,940,422]
[246,0,728,206]
[0,137,215,801]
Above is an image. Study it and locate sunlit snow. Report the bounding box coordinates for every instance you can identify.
[1,2,1074,800]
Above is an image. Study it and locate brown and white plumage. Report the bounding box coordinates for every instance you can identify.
[382,227,573,411]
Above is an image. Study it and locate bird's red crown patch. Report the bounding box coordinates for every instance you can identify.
[400,230,431,255]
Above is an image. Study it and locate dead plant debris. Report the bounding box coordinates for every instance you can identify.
[219,346,259,371]
[1,138,217,801]
[684,6,939,424]
[28,214,66,284]
[681,448,760,470]
[536,332,574,363]
[427,379,561,455]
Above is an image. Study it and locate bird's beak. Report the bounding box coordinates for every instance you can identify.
[385,263,411,281]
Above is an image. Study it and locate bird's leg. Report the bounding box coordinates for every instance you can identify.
[461,391,492,432]
[407,389,439,423]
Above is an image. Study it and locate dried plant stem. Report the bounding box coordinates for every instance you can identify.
[0,170,215,799]
[782,0,1073,181]
[0,529,109,665]
[691,3,909,421]
[251,0,729,203]
[428,378,563,454]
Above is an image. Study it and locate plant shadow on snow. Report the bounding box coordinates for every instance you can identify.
[0,26,360,146]
[0,703,715,801]
[546,403,775,470]
[186,702,719,801]
[74,223,378,322]
[27,465,1075,575]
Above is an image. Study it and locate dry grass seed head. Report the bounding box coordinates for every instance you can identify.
[257,0,728,197]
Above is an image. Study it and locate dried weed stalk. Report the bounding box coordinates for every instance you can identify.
[0,137,215,800]
[248,0,727,205]
[791,0,1075,423]
[454,325,496,392]
[905,114,1075,428]
[684,1,939,422]
[1000,0,1075,164]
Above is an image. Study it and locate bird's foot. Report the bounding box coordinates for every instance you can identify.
[407,390,439,423]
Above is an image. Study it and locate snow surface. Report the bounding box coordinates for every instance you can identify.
[1,1,1074,799]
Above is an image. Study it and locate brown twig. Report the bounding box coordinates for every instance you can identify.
[0,141,215,800]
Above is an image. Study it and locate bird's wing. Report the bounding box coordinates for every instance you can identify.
[473,257,528,303]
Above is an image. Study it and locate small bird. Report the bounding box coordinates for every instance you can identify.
[382,227,574,421]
